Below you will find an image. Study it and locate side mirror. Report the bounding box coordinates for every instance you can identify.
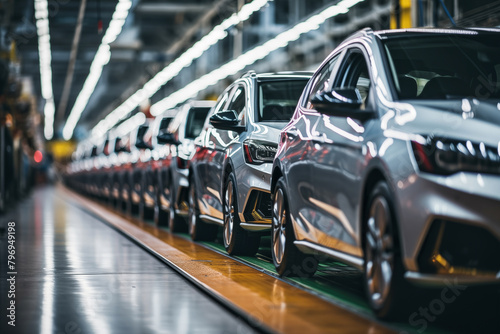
[114,138,125,153]
[311,88,376,121]
[135,140,153,150]
[157,132,179,145]
[114,144,128,153]
[90,146,98,157]
[103,140,110,156]
[135,125,153,150]
[209,110,245,132]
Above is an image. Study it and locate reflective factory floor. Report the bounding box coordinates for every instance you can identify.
[0,186,257,334]
[1,186,499,334]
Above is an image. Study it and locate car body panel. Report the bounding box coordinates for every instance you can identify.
[191,72,313,231]
[154,101,215,218]
[273,28,500,284]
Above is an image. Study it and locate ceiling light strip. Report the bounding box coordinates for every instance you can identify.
[91,0,269,138]
[115,112,146,137]
[148,0,364,116]
[62,0,133,140]
[34,0,55,140]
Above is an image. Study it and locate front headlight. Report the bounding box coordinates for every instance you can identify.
[411,136,500,175]
[243,140,277,165]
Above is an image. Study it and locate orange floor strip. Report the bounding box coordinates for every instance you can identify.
[60,186,394,334]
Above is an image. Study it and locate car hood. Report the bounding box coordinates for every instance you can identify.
[250,121,288,144]
[388,99,500,145]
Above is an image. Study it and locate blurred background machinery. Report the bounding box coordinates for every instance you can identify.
[0,36,44,212]
[0,0,499,210]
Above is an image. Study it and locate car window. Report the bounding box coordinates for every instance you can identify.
[258,79,309,121]
[136,125,148,143]
[207,90,230,132]
[159,117,172,133]
[213,91,229,115]
[121,134,131,152]
[306,54,340,109]
[226,86,246,125]
[335,49,372,109]
[114,137,122,153]
[185,107,211,139]
[143,126,153,148]
[102,139,110,156]
[383,34,500,99]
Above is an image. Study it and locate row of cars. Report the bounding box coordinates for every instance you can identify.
[66,28,500,318]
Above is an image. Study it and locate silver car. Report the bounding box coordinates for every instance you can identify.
[154,100,214,231]
[188,71,312,255]
[271,28,500,318]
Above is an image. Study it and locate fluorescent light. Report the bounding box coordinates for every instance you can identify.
[34,0,54,140]
[62,0,132,140]
[43,98,55,139]
[149,0,364,114]
[92,0,364,137]
[91,0,270,138]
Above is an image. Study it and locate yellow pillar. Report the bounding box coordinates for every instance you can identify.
[391,0,412,29]
[10,41,18,62]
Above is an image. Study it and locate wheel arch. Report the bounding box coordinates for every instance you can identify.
[270,165,283,198]
[360,167,402,257]
[221,158,235,193]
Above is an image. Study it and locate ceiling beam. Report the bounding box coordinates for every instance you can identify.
[135,3,209,15]
[56,0,88,126]
[166,0,232,56]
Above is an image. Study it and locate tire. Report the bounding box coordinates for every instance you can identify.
[168,178,185,233]
[363,181,406,319]
[113,176,121,209]
[123,174,133,216]
[139,172,153,221]
[153,179,168,226]
[222,172,260,256]
[130,173,139,215]
[271,177,318,277]
[188,178,218,241]
[138,173,146,219]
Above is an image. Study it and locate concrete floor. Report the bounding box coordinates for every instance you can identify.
[0,186,256,334]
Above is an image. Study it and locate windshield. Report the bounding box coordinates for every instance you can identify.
[159,117,172,132]
[185,107,211,139]
[258,79,308,121]
[383,33,500,100]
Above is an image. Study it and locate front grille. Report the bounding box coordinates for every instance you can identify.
[418,220,500,275]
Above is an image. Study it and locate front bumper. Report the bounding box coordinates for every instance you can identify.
[396,171,500,284]
[405,271,500,286]
[173,168,190,216]
[235,162,273,231]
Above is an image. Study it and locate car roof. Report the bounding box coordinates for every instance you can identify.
[337,27,500,46]
[238,71,313,83]
[351,27,499,41]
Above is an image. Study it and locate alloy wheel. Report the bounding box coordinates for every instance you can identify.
[223,180,235,248]
[188,185,197,236]
[272,188,286,266]
[153,183,160,225]
[365,195,395,309]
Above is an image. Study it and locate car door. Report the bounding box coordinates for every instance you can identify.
[307,46,374,257]
[156,116,174,211]
[196,90,231,219]
[206,84,247,220]
[284,52,342,242]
